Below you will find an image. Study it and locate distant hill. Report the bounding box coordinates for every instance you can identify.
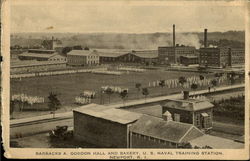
[11,31,244,49]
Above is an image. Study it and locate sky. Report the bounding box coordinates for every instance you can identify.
[10,0,246,33]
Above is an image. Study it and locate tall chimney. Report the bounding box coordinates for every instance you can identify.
[173,24,175,47]
[204,29,207,48]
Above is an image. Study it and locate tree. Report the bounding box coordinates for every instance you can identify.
[62,47,72,55]
[199,75,204,80]
[142,88,149,102]
[191,83,198,94]
[135,83,142,98]
[105,87,114,104]
[73,45,83,50]
[211,79,217,92]
[48,92,61,118]
[120,90,128,106]
[84,47,90,50]
[159,80,166,95]
[178,76,187,89]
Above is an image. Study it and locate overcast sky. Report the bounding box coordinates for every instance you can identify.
[10,0,246,33]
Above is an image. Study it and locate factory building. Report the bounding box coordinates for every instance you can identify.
[229,48,245,67]
[97,49,130,64]
[11,60,66,74]
[179,56,199,66]
[129,115,204,148]
[199,29,244,68]
[199,47,230,68]
[18,49,66,62]
[67,50,99,66]
[162,92,214,131]
[42,36,63,50]
[158,25,197,65]
[73,104,142,148]
[117,50,158,64]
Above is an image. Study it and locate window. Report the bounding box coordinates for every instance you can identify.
[195,114,200,126]
[201,112,211,128]
[174,113,180,122]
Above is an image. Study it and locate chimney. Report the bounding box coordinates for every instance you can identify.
[183,91,189,100]
[204,29,207,48]
[173,24,175,47]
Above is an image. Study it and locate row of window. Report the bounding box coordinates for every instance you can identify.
[132,133,175,146]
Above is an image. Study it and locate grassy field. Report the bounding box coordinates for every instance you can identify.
[10,69,216,119]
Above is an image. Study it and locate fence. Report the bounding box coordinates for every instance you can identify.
[10,67,108,79]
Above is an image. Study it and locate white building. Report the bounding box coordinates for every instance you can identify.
[67,50,99,66]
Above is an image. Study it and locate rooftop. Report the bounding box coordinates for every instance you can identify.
[67,50,98,56]
[28,49,56,53]
[163,98,214,111]
[11,60,66,68]
[132,50,158,59]
[130,115,204,143]
[189,135,244,149]
[74,104,142,124]
[18,52,60,59]
[96,49,130,57]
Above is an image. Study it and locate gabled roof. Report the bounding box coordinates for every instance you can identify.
[130,115,204,143]
[132,50,158,59]
[164,99,214,111]
[97,49,130,57]
[74,104,142,124]
[67,50,98,56]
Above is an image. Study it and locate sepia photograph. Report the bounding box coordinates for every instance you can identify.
[2,0,249,159]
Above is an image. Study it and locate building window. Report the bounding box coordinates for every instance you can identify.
[174,113,180,122]
[196,114,200,126]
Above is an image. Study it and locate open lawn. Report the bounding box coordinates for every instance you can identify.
[10,69,218,119]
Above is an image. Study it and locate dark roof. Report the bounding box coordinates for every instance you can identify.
[96,49,130,57]
[28,49,56,53]
[132,50,158,59]
[164,99,214,111]
[67,50,98,56]
[130,115,204,143]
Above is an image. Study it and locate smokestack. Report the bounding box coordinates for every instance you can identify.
[173,24,175,47]
[204,29,207,48]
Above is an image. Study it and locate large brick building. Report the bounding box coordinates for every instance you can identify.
[67,50,99,66]
[229,48,245,67]
[199,47,230,68]
[199,47,245,68]
[158,46,196,65]
[162,97,214,131]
